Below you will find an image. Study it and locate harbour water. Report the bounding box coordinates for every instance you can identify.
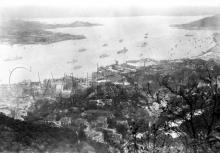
[0,16,218,83]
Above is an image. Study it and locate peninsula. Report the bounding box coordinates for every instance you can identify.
[0,20,101,45]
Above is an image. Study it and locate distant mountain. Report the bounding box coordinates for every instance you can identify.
[172,14,220,30]
[173,14,220,63]
[45,21,102,29]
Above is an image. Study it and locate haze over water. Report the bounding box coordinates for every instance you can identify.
[0,16,218,83]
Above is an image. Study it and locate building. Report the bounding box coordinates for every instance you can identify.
[91,62,133,86]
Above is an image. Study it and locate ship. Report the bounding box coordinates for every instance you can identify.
[137,42,148,47]
[185,34,194,37]
[117,47,128,54]
[78,48,87,52]
[102,43,108,47]
[99,53,109,58]
[74,65,82,69]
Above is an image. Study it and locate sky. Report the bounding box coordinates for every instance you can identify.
[1,0,220,9]
[0,0,220,18]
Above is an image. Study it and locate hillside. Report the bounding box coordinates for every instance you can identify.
[172,14,220,30]
[194,45,220,62]
[0,112,108,153]
[192,33,220,63]
[1,58,220,152]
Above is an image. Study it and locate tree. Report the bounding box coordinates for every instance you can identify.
[160,59,220,153]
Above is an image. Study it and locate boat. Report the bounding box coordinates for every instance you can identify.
[137,42,148,47]
[102,43,108,47]
[141,42,148,47]
[74,65,82,69]
[78,48,87,52]
[185,34,194,37]
[119,39,123,43]
[99,53,109,58]
[117,47,128,54]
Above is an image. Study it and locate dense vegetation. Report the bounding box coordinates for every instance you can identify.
[1,58,220,153]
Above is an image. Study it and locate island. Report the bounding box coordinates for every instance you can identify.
[0,20,101,45]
